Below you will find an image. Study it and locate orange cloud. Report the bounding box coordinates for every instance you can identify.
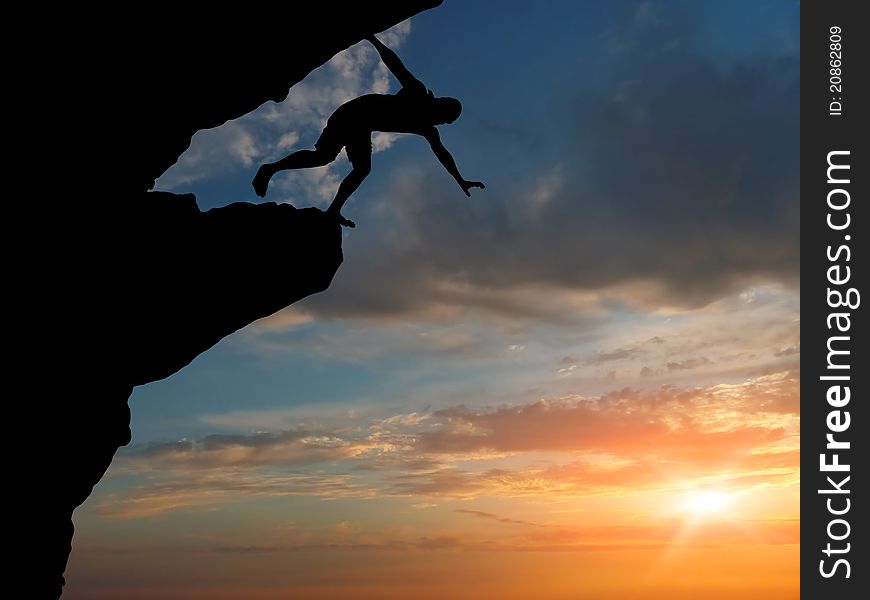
[417,371,798,459]
[102,371,797,516]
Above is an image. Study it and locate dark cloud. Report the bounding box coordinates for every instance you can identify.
[666,357,711,370]
[586,336,668,365]
[300,6,798,322]
[127,428,368,469]
[139,431,310,458]
[139,439,195,457]
[455,509,543,527]
[198,431,310,450]
[586,346,644,365]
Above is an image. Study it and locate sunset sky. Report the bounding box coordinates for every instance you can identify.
[65,1,800,598]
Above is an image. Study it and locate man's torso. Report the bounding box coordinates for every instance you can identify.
[330,85,433,135]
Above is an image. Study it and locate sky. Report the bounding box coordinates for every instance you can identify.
[65,1,800,598]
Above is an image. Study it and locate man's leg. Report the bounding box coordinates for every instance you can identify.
[325,166,370,228]
[253,149,333,197]
[326,138,372,228]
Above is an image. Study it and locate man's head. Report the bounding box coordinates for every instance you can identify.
[432,97,462,125]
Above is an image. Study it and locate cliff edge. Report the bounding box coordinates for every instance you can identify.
[24,3,441,597]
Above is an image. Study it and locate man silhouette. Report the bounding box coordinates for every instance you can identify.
[252,34,484,227]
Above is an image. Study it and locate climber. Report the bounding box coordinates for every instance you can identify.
[252,34,484,227]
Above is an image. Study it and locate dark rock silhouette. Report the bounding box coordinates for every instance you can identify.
[27,3,442,597]
[123,193,344,387]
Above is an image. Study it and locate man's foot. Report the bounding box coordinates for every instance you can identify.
[328,210,356,228]
[337,215,356,228]
[252,165,272,197]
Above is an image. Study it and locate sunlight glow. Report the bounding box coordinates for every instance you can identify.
[686,491,730,515]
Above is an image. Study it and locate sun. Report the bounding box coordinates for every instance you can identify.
[685,491,731,515]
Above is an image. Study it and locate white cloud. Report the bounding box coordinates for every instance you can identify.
[276,132,300,150]
[157,121,262,188]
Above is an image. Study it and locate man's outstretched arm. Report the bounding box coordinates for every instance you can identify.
[424,128,485,197]
[365,34,422,90]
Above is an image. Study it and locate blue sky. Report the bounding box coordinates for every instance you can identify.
[130,0,799,441]
[66,3,800,598]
